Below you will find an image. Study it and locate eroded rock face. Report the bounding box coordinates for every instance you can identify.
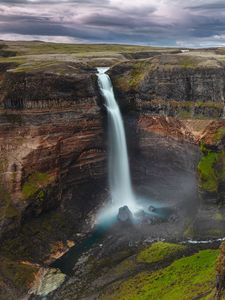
[0,77,108,297]
[0,65,99,110]
[110,55,225,118]
[0,66,106,235]
[125,115,200,208]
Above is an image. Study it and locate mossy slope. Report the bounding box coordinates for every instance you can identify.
[101,249,219,300]
[137,241,186,264]
[198,124,225,200]
[22,171,55,200]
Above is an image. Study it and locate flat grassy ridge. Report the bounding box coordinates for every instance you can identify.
[0,41,175,56]
[0,41,175,72]
[102,249,219,300]
[137,241,186,264]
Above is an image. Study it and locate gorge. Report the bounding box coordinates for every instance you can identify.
[0,42,225,299]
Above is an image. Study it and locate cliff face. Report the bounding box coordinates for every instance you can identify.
[110,55,225,205]
[198,120,225,204]
[0,67,107,241]
[110,55,225,118]
[126,115,199,205]
[0,65,98,109]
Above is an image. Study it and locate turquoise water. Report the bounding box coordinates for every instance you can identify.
[51,204,172,275]
[51,217,117,275]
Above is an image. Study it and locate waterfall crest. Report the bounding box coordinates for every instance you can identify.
[97,67,136,212]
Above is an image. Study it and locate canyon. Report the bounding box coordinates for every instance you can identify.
[0,42,225,299]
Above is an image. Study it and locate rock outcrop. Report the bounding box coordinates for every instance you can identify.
[0,64,99,110]
[117,205,133,222]
[0,63,107,236]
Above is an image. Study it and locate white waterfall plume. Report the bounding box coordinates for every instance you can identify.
[97,67,137,213]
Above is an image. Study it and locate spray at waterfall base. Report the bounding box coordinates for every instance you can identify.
[96,67,173,225]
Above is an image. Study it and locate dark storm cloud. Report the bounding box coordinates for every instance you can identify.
[0,0,225,46]
[187,2,225,11]
[82,12,158,29]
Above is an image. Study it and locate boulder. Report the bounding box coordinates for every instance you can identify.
[148,205,156,213]
[117,206,133,222]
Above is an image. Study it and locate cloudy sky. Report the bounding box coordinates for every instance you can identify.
[0,0,225,47]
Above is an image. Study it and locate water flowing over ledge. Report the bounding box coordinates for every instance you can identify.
[97,67,138,218]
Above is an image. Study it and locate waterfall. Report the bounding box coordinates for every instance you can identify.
[97,67,136,212]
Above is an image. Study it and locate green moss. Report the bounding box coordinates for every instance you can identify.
[198,147,225,194]
[213,127,225,143]
[200,141,208,154]
[22,172,53,200]
[103,249,219,300]
[137,242,186,264]
[215,211,224,222]
[198,151,220,192]
[129,61,151,89]
[114,60,157,92]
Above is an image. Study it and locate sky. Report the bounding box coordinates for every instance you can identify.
[0,0,225,47]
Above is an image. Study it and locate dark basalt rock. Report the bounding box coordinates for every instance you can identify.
[148,205,156,212]
[134,209,146,219]
[117,206,133,222]
[110,55,225,118]
[168,214,179,223]
[134,209,164,225]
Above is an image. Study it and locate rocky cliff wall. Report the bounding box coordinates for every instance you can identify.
[110,55,225,118]
[0,66,99,110]
[0,107,106,240]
